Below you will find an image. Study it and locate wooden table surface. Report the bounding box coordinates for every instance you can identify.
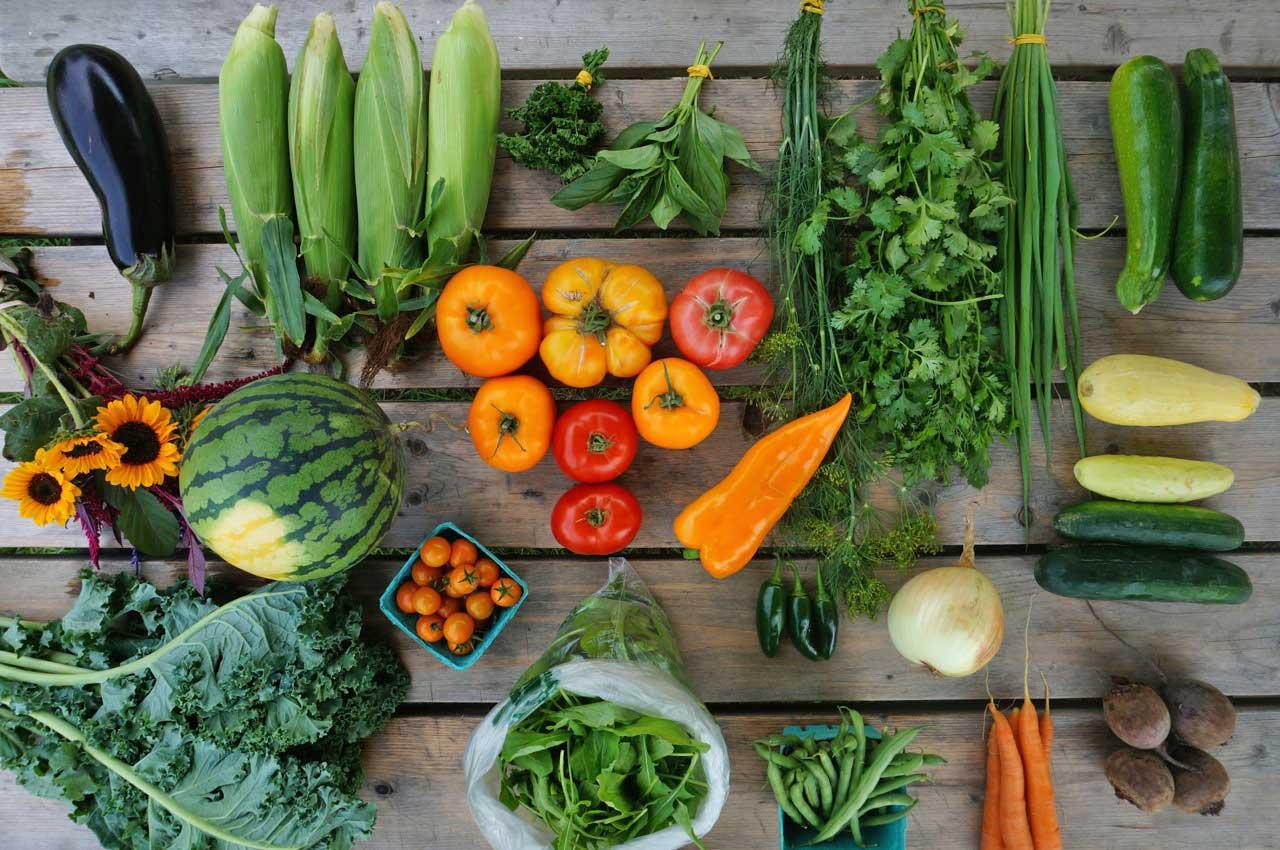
[1,1,1278,848]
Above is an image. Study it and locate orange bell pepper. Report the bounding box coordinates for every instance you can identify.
[675,393,852,579]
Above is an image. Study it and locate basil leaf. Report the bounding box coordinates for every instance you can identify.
[551,158,625,210]
[597,144,661,171]
[613,172,664,233]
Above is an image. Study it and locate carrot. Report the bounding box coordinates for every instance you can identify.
[981,722,1004,850]
[1019,633,1061,849]
[989,704,1033,850]
[1039,676,1053,765]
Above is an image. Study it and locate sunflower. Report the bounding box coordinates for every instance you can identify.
[47,434,125,477]
[95,394,182,489]
[2,450,81,526]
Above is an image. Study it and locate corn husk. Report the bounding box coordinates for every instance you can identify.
[354,1,427,279]
[219,4,293,284]
[426,0,500,264]
[288,12,356,287]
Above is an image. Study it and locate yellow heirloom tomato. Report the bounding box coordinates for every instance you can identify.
[539,258,667,388]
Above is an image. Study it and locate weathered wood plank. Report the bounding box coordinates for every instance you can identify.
[1,397,1277,549]
[3,235,1278,392]
[2,554,1275,703]
[3,705,1277,850]
[3,80,1278,236]
[2,0,1276,80]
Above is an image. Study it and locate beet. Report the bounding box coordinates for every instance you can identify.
[1164,678,1236,748]
[1104,677,1171,749]
[1105,748,1175,814]
[1169,745,1231,815]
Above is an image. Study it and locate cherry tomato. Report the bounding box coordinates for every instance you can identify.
[466,591,496,621]
[449,639,475,656]
[669,268,774,369]
[411,560,442,586]
[448,564,481,597]
[491,578,523,607]
[395,582,417,614]
[449,538,479,568]
[420,536,452,567]
[412,585,442,616]
[436,265,542,378]
[443,612,476,645]
[438,596,463,618]
[631,358,720,449]
[552,399,639,483]
[468,376,556,473]
[551,482,643,555]
[474,558,501,588]
[416,614,445,643]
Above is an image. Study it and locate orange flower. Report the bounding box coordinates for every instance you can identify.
[94,395,181,489]
[47,434,125,477]
[2,449,80,526]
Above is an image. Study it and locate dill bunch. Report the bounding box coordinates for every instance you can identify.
[498,47,608,182]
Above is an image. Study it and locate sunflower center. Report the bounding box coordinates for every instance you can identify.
[66,441,103,459]
[113,422,161,464]
[28,473,64,505]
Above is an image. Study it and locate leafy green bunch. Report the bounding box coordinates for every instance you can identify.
[499,48,610,182]
[499,690,710,850]
[0,571,408,850]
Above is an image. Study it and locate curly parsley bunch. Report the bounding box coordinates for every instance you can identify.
[498,47,608,182]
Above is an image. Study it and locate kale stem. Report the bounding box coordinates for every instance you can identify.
[0,650,83,674]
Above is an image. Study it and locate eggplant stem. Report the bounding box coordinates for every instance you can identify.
[97,283,152,355]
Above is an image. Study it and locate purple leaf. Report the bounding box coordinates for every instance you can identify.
[186,526,207,596]
[74,499,102,570]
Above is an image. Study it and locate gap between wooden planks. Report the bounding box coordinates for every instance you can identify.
[6,235,1279,392]
[2,0,1276,79]
[2,397,1277,550]
[2,80,1278,236]
[3,555,1274,704]
[2,705,1277,850]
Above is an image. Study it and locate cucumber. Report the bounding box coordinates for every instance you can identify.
[1109,56,1182,314]
[1035,546,1252,604]
[1073,454,1234,503]
[1172,49,1242,301]
[1054,501,1244,552]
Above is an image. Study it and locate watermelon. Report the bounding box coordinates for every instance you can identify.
[180,373,405,581]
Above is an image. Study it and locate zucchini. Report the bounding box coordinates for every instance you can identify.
[1074,455,1233,503]
[1109,56,1182,314]
[1078,354,1259,426]
[1035,546,1252,604]
[1172,49,1242,301]
[1054,501,1244,552]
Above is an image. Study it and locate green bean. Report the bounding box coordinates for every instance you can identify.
[768,761,805,826]
[851,711,866,791]
[801,758,834,814]
[817,749,838,786]
[859,791,916,816]
[881,752,925,778]
[922,753,947,766]
[753,743,802,770]
[803,774,821,811]
[869,773,928,797]
[789,781,823,829]
[832,748,856,819]
[811,726,923,843]
[860,797,918,827]
[802,736,819,756]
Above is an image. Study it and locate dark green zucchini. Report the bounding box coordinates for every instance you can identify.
[1172,49,1242,301]
[1054,501,1244,552]
[1035,546,1251,604]
[46,44,176,354]
[1109,56,1182,314]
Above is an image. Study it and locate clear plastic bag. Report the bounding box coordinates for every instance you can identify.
[464,558,729,850]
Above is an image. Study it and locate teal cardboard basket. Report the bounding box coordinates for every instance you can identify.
[777,724,908,850]
[378,522,527,671]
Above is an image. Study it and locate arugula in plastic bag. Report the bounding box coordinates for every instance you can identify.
[0,571,408,850]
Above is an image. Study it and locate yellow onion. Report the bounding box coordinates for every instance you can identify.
[886,506,1004,677]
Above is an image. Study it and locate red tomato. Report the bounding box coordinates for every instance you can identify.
[669,268,774,369]
[550,482,643,555]
[552,399,639,483]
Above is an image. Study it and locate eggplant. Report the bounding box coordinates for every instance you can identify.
[46,44,176,354]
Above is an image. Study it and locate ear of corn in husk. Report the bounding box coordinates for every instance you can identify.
[354,0,427,303]
[219,3,294,291]
[425,0,501,266]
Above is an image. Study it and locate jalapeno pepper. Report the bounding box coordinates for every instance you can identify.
[813,564,839,660]
[756,557,788,657]
[787,563,821,661]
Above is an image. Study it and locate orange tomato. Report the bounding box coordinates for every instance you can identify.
[631,358,720,449]
[474,558,500,588]
[539,258,668,388]
[438,596,463,618]
[395,582,417,614]
[491,577,523,607]
[466,591,496,621]
[448,639,475,656]
[416,614,445,643]
[449,538,479,568]
[436,265,542,378]
[448,565,481,597]
[412,586,442,616]
[468,376,556,473]
[411,561,442,586]
[443,612,476,645]
[420,536,452,567]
